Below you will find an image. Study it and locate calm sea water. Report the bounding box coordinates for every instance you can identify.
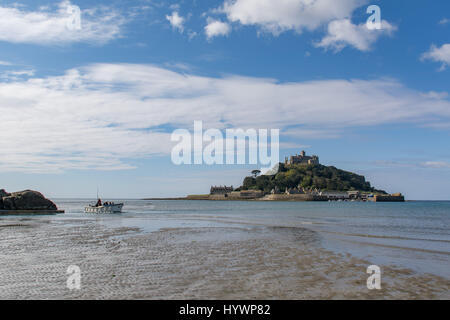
[28,200,450,279]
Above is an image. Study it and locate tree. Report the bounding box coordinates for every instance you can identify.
[243,177,256,190]
[251,170,261,178]
[256,175,272,192]
[301,176,312,188]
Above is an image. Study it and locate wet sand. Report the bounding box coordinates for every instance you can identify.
[0,217,449,299]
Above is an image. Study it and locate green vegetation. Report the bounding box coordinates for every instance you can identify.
[241,163,387,194]
[251,170,261,178]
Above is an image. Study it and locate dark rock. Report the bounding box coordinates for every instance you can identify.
[0,189,10,209]
[1,190,57,211]
[0,189,10,198]
[2,196,15,210]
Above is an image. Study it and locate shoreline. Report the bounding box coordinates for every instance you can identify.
[142,199,403,203]
[0,209,65,216]
[143,194,405,202]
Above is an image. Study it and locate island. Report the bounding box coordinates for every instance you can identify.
[0,189,64,215]
[146,151,405,202]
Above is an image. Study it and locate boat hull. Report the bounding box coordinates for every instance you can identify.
[84,204,123,214]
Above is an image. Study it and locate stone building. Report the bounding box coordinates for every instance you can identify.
[285,150,319,166]
[210,186,234,195]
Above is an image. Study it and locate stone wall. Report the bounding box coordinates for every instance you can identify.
[260,194,328,201]
[372,195,405,202]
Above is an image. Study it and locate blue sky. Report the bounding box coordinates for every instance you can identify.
[0,0,449,200]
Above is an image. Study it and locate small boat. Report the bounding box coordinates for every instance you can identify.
[85,199,124,214]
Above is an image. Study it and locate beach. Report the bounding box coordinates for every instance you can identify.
[0,200,449,299]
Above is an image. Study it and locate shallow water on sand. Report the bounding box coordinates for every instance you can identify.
[56,199,450,277]
[0,200,449,299]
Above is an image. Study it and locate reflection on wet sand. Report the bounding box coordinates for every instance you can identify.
[0,217,448,300]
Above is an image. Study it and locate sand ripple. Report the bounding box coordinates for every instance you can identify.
[0,218,448,299]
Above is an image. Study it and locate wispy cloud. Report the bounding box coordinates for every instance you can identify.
[421,161,450,169]
[0,0,126,45]
[372,160,450,170]
[421,91,449,100]
[439,18,450,25]
[0,69,35,81]
[315,19,396,52]
[421,44,450,71]
[283,127,342,139]
[1,63,450,173]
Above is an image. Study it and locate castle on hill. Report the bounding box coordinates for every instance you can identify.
[284,150,319,166]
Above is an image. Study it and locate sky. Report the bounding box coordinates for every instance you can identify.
[0,0,449,200]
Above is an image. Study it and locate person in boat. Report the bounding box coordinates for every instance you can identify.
[96,199,102,207]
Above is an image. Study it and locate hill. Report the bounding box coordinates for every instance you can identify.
[240,163,387,194]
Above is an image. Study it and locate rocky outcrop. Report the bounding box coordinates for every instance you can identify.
[0,190,58,211]
[0,189,10,198]
[0,189,10,209]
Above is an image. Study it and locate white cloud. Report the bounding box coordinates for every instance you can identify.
[421,161,450,169]
[439,18,449,25]
[283,127,341,139]
[205,18,231,39]
[0,0,125,45]
[0,61,12,66]
[421,44,450,71]
[215,0,395,51]
[1,63,450,173]
[188,30,198,40]
[315,19,396,51]
[0,69,35,81]
[369,160,450,171]
[166,11,185,33]
[421,91,449,100]
[221,0,366,35]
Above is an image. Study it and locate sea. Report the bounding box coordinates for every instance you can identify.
[48,199,450,279]
[1,199,449,299]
